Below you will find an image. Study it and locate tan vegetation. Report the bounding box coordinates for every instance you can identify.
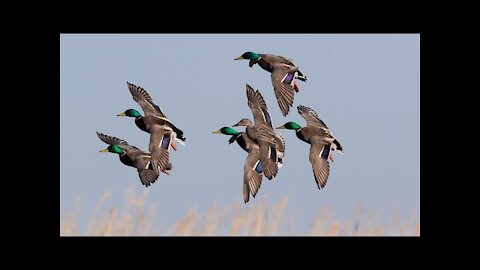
[60,186,419,236]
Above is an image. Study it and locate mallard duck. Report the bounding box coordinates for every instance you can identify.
[212,127,263,203]
[234,51,307,116]
[212,126,286,203]
[232,84,285,180]
[117,82,185,175]
[276,105,343,189]
[96,131,172,187]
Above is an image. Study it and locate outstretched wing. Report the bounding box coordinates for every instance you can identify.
[297,105,329,129]
[308,137,331,189]
[96,131,129,145]
[127,82,167,117]
[135,156,159,187]
[245,84,273,128]
[271,66,297,116]
[148,126,171,175]
[243,147,263,203]
[96,131,140,151]
[254,127,279,180]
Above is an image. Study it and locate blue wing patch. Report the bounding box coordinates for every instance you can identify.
[320,145,331,160]
[161,135,171,150]
[282,72,295,84]
[254,160,263,174]
[261,108,272,126]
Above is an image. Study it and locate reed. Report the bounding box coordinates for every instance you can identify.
[60,186,419,236]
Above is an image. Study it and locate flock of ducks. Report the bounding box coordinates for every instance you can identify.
[96,51,343,203]
[214,52,343,203]
[97,82,185,187]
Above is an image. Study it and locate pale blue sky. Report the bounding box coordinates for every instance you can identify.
[60,34,420,234]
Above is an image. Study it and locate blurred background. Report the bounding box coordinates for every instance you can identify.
[60,34,420,236]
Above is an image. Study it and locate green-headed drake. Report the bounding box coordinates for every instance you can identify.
[212,126,286,203]
[276,105,343,189]
[232,84,286,180]
[117,82,185,175]
[96,132,172,187]
[235,52,307,116]
[212,127,263,203]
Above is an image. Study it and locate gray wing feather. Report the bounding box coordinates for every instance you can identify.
[246,84,272,127]
[271,67,295,116]
[148,127,171,174]
[96,131,140,151]
[127,82,166,117]
[243,147,263,203]
[309,137,330,189]
[297,105,329,129]
[135,157,159,187]
[96,131,129,145]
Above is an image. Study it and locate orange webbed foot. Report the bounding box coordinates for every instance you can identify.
[293,80,300,92]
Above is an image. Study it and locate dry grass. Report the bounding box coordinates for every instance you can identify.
[60,186,419,236]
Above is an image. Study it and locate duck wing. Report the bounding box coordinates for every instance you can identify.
[308,137,331,189]
[271,65,297,116]
[148,126,172,175]
[135,155,160,187]
[297,105,330,129]
[127,82,167,117]
[243,146,263,203]
[96,131,139,151]
[246,84,273,128]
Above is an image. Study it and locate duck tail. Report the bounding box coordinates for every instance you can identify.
[171,125,186,144]
[332,139,343,154]
[296,70,307,82]
[174,137,186,146]
[297,76,307,82]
